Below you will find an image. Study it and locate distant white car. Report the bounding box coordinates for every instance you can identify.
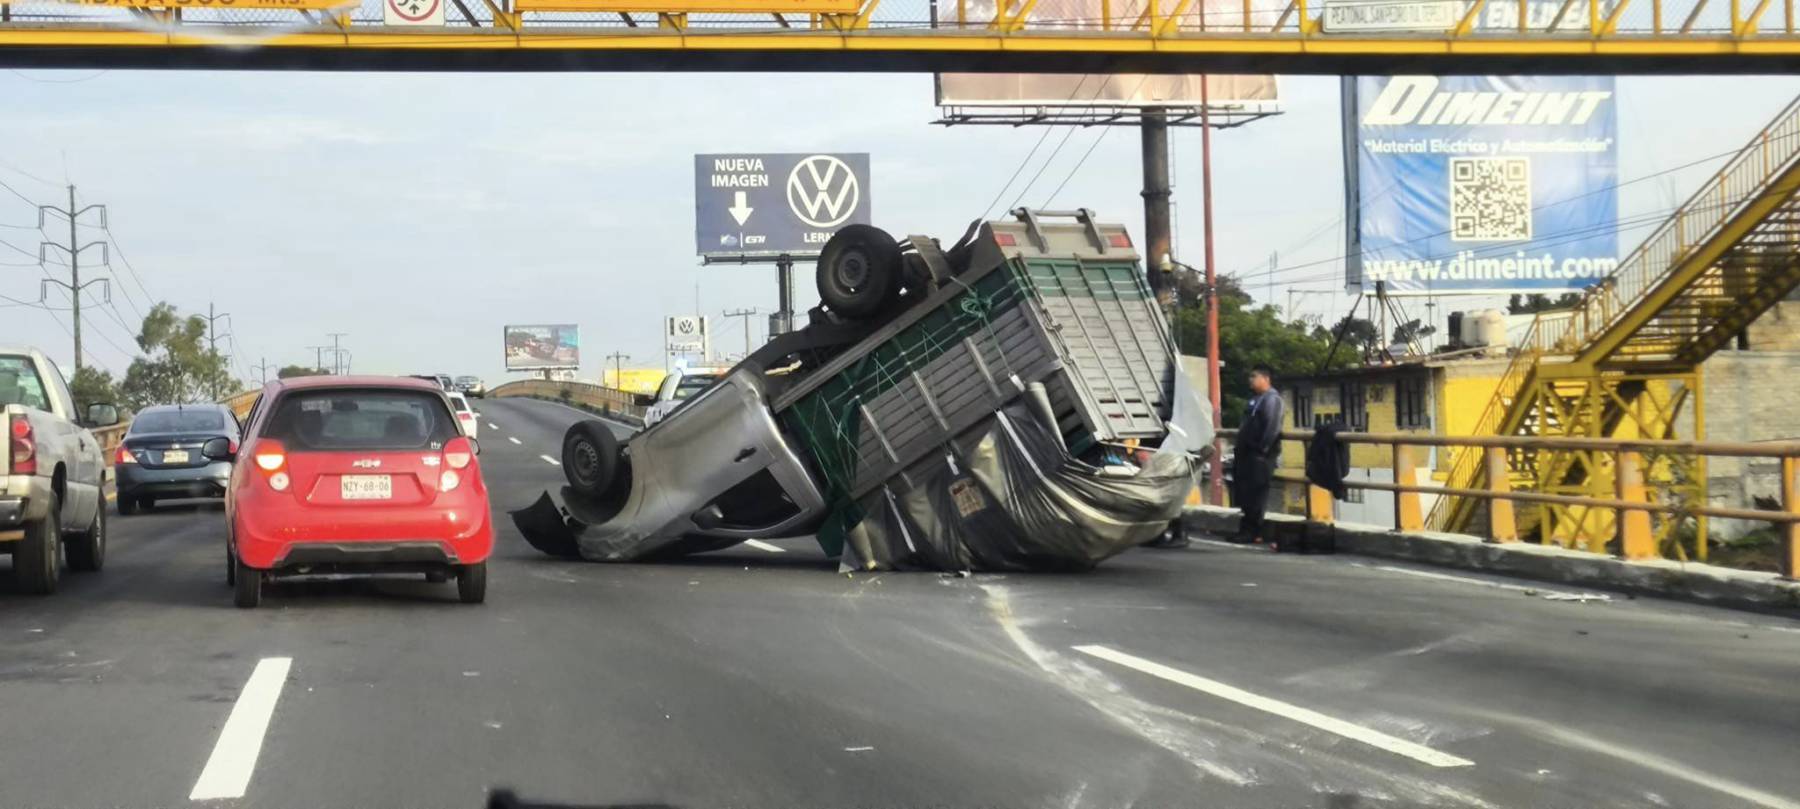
[643,370,721,427]
[448,391,479,439]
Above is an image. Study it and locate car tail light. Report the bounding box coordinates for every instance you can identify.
[252,440,289,491]
[439,469,461,492]
[116,445,137,465]
[443,437,474,471]
[253,440,287,472]
[1107,232,1132,248]
[9,415,34,475]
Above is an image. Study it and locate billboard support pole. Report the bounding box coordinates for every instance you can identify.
[775,254,795,336]
[1140,106,1173,307]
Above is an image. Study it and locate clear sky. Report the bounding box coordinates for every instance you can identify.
[2,70,1797,388]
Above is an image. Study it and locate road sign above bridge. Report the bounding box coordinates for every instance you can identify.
[695,153,871,259]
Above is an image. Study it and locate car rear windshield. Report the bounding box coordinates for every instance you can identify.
[131,409,226,434]
[0,355,49,411]
[674,374,718,400]
[263,389,456,451]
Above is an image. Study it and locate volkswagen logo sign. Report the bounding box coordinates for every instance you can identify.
[786,155,860,229]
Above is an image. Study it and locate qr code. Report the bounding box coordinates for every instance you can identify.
[1450,157,1532,241]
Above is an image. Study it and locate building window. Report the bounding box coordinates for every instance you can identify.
[1395,375,1429,429]
[1339,381,1367,431]
[1292,387,1313,429]
[1343,486,1365,504]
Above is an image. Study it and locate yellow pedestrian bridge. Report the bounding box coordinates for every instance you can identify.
[0,0,1796,72]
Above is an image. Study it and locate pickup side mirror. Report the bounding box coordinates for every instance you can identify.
[85,402,119,428]
[202,436,236,461]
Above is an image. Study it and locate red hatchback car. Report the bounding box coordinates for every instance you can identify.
[224,375,493,608]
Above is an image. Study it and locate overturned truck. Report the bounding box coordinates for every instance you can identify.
[513,208,1210,571]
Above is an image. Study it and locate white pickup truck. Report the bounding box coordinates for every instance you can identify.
[1,346,117,594]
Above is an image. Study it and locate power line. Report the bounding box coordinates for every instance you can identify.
[101,222,156,304]
[978,74,1095,221]
[0,158,59,188]
[0,174,39,207]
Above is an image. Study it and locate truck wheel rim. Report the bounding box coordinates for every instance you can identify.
[572,441,601,485]
[836,249,870,289]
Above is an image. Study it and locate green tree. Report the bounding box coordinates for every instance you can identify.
[1173,274,1357,426]
[1507,292,1582,314]
[276,364,326,379]
[68,365,121,413]
[119,303,238,410]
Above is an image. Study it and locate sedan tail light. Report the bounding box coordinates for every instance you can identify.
[8,415,35,475]
[252,440,289,492]
[116,445,137,465]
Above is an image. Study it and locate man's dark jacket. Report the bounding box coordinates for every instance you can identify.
[1306,421,1351,500]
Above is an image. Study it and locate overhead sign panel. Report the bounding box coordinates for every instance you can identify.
[695,153,871,257]
[1321,0,1460,32]
[1344,75,1620,295]
[504,324,580,370]
[666,315,709,354]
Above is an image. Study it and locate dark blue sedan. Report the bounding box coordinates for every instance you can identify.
[115,404,240,515]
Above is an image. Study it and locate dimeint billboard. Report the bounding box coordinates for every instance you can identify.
[504,324,580,370]
[1344,75,1620,295]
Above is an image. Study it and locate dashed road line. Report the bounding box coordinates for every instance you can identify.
[508,437,522,445]
[744,539,786,553]
[540,455,561,466]
[1072,644,1474,769]
[189,656,293,801]
[487,422,498,430]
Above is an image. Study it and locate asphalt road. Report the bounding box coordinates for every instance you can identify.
[4,394,1798,809]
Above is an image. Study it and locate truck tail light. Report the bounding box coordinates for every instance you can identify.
[116,445,137,465]
[9,415,35,475]
[1107,232,1132,248]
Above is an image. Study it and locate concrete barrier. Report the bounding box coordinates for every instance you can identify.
[490,379,646,426]
[1184,505,1800,615]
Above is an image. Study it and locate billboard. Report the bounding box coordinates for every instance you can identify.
[936,73,1278,108]
[504,324,580,370]
[1344,75,1620,295]
[695,153,872,258]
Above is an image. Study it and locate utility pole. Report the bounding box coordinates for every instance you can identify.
[722,308,758,357]
[1199,79,1225,506]
[308,345,330,375]
[327,333,348,375]
[604,351,629,388]
[204,303,231,354]
[37,185,110,372]
[252,357,275,384]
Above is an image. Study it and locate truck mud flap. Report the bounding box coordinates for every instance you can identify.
[509,491,583,559]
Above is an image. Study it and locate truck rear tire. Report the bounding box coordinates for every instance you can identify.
[817,224,902,319]
[66,498,105,572]
[12,493,61,595]
[562,421,619,498]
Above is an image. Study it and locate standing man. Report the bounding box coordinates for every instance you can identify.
[1232,365,1285,544]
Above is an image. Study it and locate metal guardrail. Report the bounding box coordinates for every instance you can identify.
[490,379,646,423]
[1219,428,1800,577]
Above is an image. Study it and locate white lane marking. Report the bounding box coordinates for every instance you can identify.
[844,746,874,752]
[540,454,561,466]
[508,437,522,445]
[189,657,293,801]
[744,539,786,553]
[1191,538,1262,552]
[1354,563,1606,601]
[1072,645,1474,769]
[487,422,498,430]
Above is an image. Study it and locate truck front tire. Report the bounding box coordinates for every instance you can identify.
[817,225,902,319]
[12,492,61,595]
[562,421,619,498]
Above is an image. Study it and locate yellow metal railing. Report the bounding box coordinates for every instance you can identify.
[1423,318,1546,530]
[490,378,646,422]
[1226,428,1800,574]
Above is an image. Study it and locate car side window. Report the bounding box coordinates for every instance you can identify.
[45,359,76,417]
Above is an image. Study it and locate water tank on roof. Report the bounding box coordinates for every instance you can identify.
[1459,309,1508,354]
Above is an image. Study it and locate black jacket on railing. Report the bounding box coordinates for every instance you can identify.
[1306,421,1351,500]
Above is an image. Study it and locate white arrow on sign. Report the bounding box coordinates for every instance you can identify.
[728,190,754,226]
